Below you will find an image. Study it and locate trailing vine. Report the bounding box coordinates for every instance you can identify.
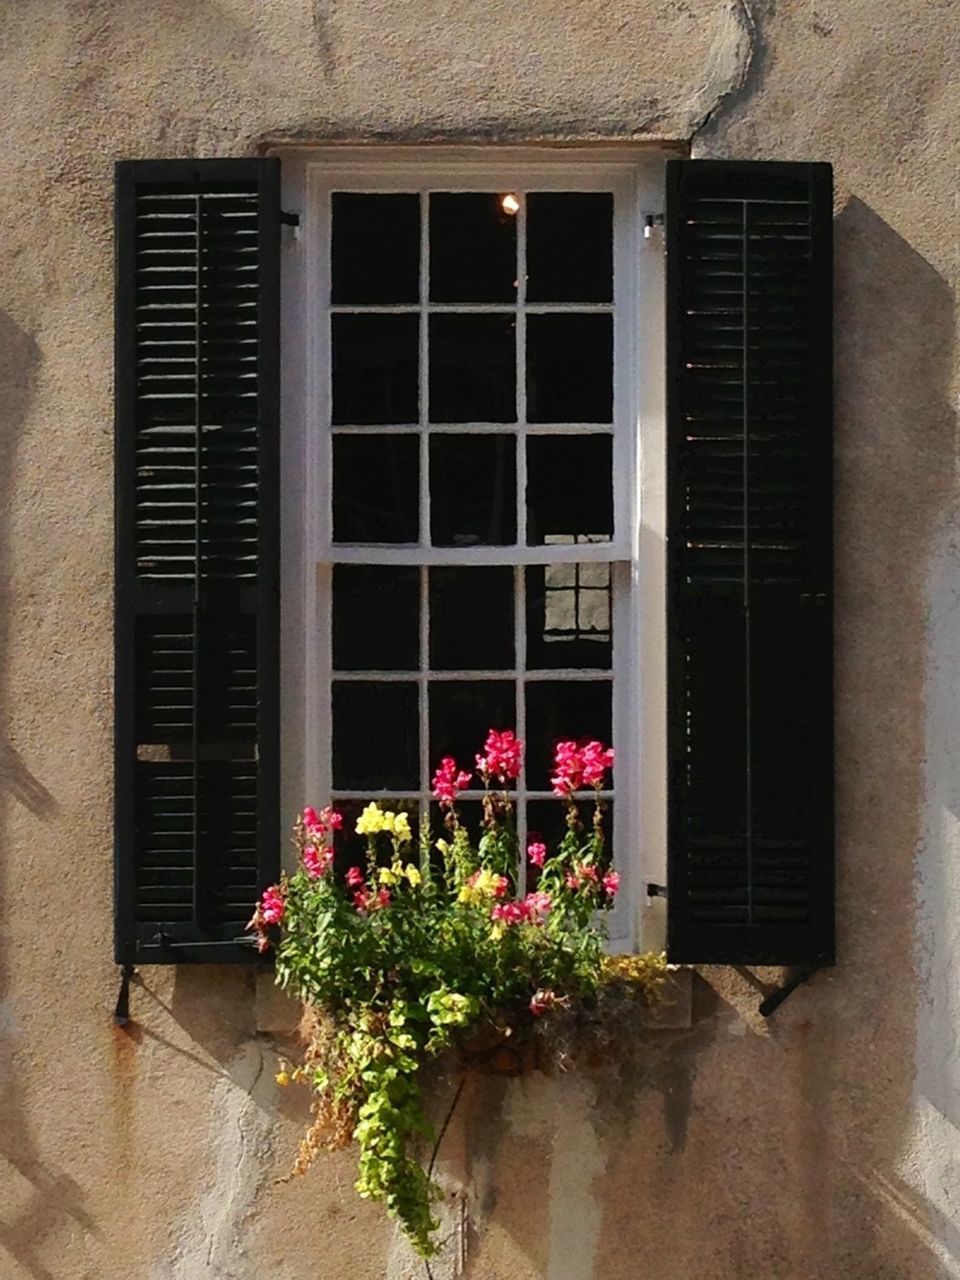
[250,730,667,1258]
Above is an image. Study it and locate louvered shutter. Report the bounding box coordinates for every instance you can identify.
[666,160,833,966]
[114,158,281,964]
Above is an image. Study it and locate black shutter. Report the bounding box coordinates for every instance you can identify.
[115,158,281,964]
[666,160,833,966]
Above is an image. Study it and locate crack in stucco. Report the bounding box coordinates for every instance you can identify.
[164,1041,274,1280]
[686,0,759,143]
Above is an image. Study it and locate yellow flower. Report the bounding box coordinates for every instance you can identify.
[380,811,397,834]
[356,803,385,835]
[275,1070,290,1087]
[404,864,422,888]
[436,838,450,855]
[393,813,412,844]
[378,866,399,886]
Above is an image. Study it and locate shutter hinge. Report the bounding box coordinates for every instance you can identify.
[646,882,667,899]
[758,963,824,1017]
[643,213,664,245]
[113,963,137,1026]
[280,210,300,227]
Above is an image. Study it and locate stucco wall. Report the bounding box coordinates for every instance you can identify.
[1,1,959,1277]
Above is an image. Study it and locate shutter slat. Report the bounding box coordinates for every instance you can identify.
[115,158,280,965]
[666,160,834,966]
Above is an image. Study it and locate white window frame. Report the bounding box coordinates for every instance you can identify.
[276,146,668,953]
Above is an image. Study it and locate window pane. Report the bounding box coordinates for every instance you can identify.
[526,192,613,303]
[429,314,516,423]
[431,434,516,546]
[331,193,420,304]
[526,800,614,886]
[333,798,420,877]
[524,679,612,787]
[526,314,612,423]
[332,314,419,425]
[526,436,612,544]
[333,435,419,543]
[525,563,612,669]
[332,681,419,788]
[333,565,420,671]
[430,193,517,303]
[429,566,514,671]
[429,680,516,776]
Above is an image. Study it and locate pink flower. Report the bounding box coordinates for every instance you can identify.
[346,866,365,889]
[475,728,523,785]
[579,863,599,883]
[432,756,473,808]
[565,871,580,891]
[527,841,547,867]
[304,804,344,837]
[529,989,560,1017]
[352,888,369,912]
[260,885,285,925]
[491,901,526,926]
[550,739,614,795]
[523,890,552,923]
[602,869,621,898]
[303,845,333,879]
[581,741,615,789]
[375,887,391,909]
[550,739,582,796]
[320,806,344,831]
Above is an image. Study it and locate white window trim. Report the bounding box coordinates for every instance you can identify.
[276,146,667,953]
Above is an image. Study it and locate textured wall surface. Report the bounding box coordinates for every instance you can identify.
[1,0,959,1277]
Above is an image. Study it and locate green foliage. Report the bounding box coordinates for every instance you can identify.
[261,784,665,1258]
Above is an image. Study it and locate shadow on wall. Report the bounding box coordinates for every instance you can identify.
[437,200,959,1280]
[0,314,90,1280]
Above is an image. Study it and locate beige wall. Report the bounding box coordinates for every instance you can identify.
[1,1,959,1276]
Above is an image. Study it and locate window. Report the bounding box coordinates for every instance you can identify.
[280,151,668,952]
[115,155,833,968]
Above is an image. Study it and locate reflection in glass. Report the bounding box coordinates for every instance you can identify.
[525,558,612,670]
[332,313,419,424]
[430,193,517,303]
[431,434,516,546]
[331,193,420,304]
[526,314,612,423]
[526,436,612,544]
[526,192,613,303]
[429,314,516,423]
[332,681,419,789]
[333,434,419,543]
[430,567,515,671]
[333,565,419,670]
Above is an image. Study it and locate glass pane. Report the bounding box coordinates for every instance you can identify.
[429,314,516,423]
[332,681,419,789]
[526,314,612,423]
[524,679,612,788]
[526,436,613,544]
[526,193,613,303]
[333,565,419,671]
[525,800,614,886]
[429,566,514,671]
[429,193,517,303]
[332,314,418,425]
[331,193,420,304]
[332,798,419,878]
[431,434,516,546]
[429,680,516,777]
[525,563,612,669]
[333,435,419,543]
